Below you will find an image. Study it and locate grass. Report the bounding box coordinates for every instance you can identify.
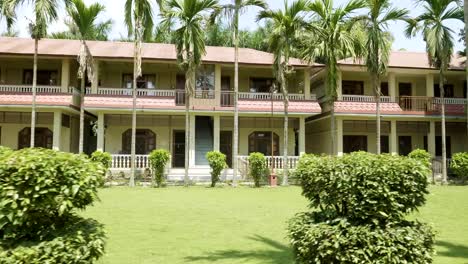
[82,185,468,264]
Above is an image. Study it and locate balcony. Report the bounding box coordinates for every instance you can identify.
[335,95,467,116]
[0,84,80,107]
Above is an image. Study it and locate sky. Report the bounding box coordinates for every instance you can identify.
[0,0,465,53]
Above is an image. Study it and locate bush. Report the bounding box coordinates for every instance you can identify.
[206,151,227,187]
[148,149,171,187]
[90,150,112,170]
[409,149,432,170]
[0,148,105,240]
[0,217,105,264]
[288,212,434,264]
[451,152,468,181]
[248,153,268,187]
[0,146,12,156]
[294,152,429,224]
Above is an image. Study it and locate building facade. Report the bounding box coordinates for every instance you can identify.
[0,38,466,179]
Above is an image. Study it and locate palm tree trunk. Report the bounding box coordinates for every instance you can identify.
[30,37,38,148]
[282,88,289,186]
[465,0,468,137]
[129,39,138,187]
[232,12,239,187]
[330,102,336,155]
[440,72,447,184]
[184,77,191,186]
[374,75,381,154]
[78,76,85,153]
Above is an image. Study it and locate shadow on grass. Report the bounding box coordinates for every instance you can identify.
[436,240,468,260]
[184,235,293,264]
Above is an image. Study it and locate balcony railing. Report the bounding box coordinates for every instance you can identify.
[238,155,300,170]
[86,87,176,97]
[111,154,150,169]
[340,95,392,103]
[0,84,66,94]
[238,92,306,101]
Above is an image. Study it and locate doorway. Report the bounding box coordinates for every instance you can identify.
[220,131,233,168]
[398,136,412,156]
[172,130,185,168]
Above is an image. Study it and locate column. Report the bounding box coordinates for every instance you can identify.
[189,114,196,167]
[428,121,436,157]
[336,118,343,156]
[97,112,104,151]
[303,69,311,100]
[53,111,62,150]
[390,120,398,155]
[299,117,306,155]
[426,73,434,97]
[213,115,220,152]
[336,70,343,99]
[214,64,221,106]
[61,59,70,93]
[91,60,100,94]
[388,72,396,101]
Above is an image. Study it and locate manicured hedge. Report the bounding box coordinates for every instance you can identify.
[206,151,227,187]
[451,152,468,181]
[149,149,171,187]
[248,153,268,187]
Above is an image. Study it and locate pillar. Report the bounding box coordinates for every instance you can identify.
[53,111,62,150]
[388,72,396,101]
[61,59,70,93]
[304,69,311,99]
[214,64,221,106]
[299,117,306,155]
[97,112,104,151]
[91,60,100,94]
[390,120,398,155]
[336,118,343,156]
[189,114,196,167]
[336,70,343,99]
[428,121,436,157]
[213,115,220,152]
[426,73,434,97]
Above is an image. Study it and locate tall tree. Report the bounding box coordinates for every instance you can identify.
[303,0,365,155]
[49,16,112,40]
[124,0,154,187]
[7,0,71,148]
[66,0,108,154]
[211,0,267,186]
[159,0,219,186]
[258,0,307,185]
[406,0,463,183]
[464,0,468,136]
[0,0,15,31]
[361,0,408,154]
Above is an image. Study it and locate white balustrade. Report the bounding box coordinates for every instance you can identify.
[237,155,300,170]
[0,84,63,93]
[433,97,467,105]
[238,92,306,101]
[111,154,150,169]
[87,87,176,97]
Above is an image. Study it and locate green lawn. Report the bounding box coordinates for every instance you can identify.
[82,186,468,264]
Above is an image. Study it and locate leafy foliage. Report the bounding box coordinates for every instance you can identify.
[248,153,268,187]
[288,212,434,264]
[0,146,12,156]
[0,217,105,264]
[0,148,104,240]
[91,150,112,170]
[206,151,227,187]
[451,152,468,181]
[409,149,432,171]
[148,149,171,187]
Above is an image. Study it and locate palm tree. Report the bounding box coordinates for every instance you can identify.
[66,0,108,154]
[158,0,219,186]
[406,0,463,183]
[361,0,408,154]
[211,0,267,186]
[464,0,468,135]
[0,0,15,31]
[49,16,112,41]
[124,0,154,187]
[7,0,70,148]
[258,0,308,186]
[304,0,365,155]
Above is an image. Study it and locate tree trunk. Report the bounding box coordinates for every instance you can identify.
[30,37,38,148]
[465,0,468,137]
[374,74,381,154]
[232,12,239,187]
[282,83,289,186]
[184,78,191,186]
[440,72,448,184]
[78,76,85,153]
[330,102,336,155]
[129,39,138,187]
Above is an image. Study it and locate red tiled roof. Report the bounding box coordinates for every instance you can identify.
[85,96,184,110]
[339,51,465,70]
[335,101,466,116]
[0,37,309,67]
[0,93,75,107]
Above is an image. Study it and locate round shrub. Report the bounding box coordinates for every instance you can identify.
[206,151,227,187]
[294,152,430,224]
[0,217,105,264]
[288,212,435,264]
[0,148,105,240]
[90,150,112,170]
[409,149,432,170]
[149,149,171,187]
[248,152,268,187]
[450,152,468,181]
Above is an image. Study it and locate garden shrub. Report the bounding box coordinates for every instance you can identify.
[206,151,227,187]
[248,152,267,187]
[148,149,171,187]
[451,152,468,181]
[289,152,434,263]
[409,149,432,170]
[0,146,12,156]
[90,150,112,186]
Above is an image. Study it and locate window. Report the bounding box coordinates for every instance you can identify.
[250,78,276,93]
[23,70,58,85]
[343,136,367,153]
[398,136,412,156]
[248,132,279,156]
[196,65,215,91]
[434,84,454,98]
[122,129,155,154]
[381,136,389,153]
[342,81,364,95]
[221,76,231,91]
[381,82,389,96]
[122,74,156,89]
[436,136,452,157]
[399,83,412,96]
[18,127,53,149]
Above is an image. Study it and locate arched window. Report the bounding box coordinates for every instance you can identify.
[18,127,53,149]
[122,129,156,154]
[248,132,279,156]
